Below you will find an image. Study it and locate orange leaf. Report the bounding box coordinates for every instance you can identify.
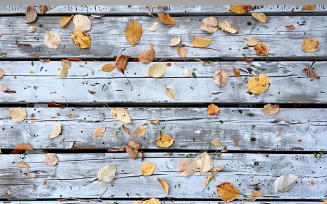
[60,15,74,27]
[302,5,317,10]
[207,104,219,115]
[233,68,241,78]
[285,25,295,29]
[229,5,252,14]
[115,55,130,70]
[122,125,130,134]
[48,101,66,107]
[158,13,175,26]
[303,67,320,79]
[216,182,240,201]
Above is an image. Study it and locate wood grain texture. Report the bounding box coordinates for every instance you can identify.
[0,16,326,60]
[0,202,323,204]
[0,153,326,199]
[0,107,326,151]
[2,5,327,15]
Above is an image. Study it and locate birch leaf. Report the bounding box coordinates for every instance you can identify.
[134,126,146,137]
[0,68,4,78]
[126,141,142,159]
[216,182,240,201]
[148,64,167,77]
[125,20,142,46]
[39,5,50,14]
[178,158,197,177]
[254,43,269,56]
[25,6,37,23]
[9,107,27,122]
[200,17,218,33]
[44,32,61,49]
[71,32,91,50]
[50,123,61,139]
[140,162,156,176]
[17,161,30,169]
[229,5,252,14]
[73,14,92,32]
[93,127,106,138]
[98,164,117,182]
[60,15,74,27]
[148,21,159,31]
[211,139,222,146]
[43,153,59,166]
[156,134,174,148]
[195,152,213,174]
[302,38,319,53]
[248,74,269,94]
[157,178,169,195]
[176,46,187,58]
[244,36,258,46]
[139,43,155,63]
[262,104,279,115]
[213,70,230,87]
[192,36,212,48]
[252,12,268,22]
[111,108,132,124]
[165,87,175,99]
[169,36,181,46]
[207,104,219,115]
[219,21,238,34]
[158,13,175,26]
[275,174,299,193]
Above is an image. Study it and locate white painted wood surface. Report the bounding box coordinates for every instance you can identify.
[0,16,326,59]
[0,202,323,204]
[0,153,326,199]
[1,5,327,15]
[0,61,325,104]
[0,107,326,151]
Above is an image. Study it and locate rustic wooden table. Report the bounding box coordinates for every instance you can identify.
[0,5,326,204]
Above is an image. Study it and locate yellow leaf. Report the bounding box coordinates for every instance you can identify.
[44,32,61,49]
[125,20,143,46]
[93,127,106,138]
[157,178,169,195]
[229,5,252,14]
[276,130,281,136]
[192,36,212,48]
[156,134,174,148]
[148,64,167,77]
[254,43,269,56]
[133,198,161,204]
[207,104,219,115]
[323,199,327,203]
[216,182,240,201]
[158,13,175,26]
[165,87,175,99]
[302,38,319,53]
[60,15,74,27]
[302,5,317,10]
[262,104,279,115]
[140,162,156,176]
[219,21,238,34]
[101,64,115,72]
[211,139,221,146]
[71,32,91,50]
[9,107,27,122]
[248,74,270,94]
[58,68,68,77]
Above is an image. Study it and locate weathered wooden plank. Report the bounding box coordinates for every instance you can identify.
[0,202,323,204]
[2,5,327,15]
[0,153,326,199]
[1,107,326,151]
[0,16,326,59]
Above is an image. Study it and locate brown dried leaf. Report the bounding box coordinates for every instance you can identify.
[302,67,320,79]
[158,13,175,26]
[233,68,241,78]
[50,123,61,139]
[43,153,59,166]
[25,6,37,23]
[252,12,268,22]
[9,107,27,122]
[211,139,222,146]
[48,101,66,107]
[39,5,50,14]
[122,125,130,134]
[61,60,71,69]
[229,5,252,14]
[207,104,219,115]
[73,14,92,32]
[115,55,130,70]
[200,17,218,33]
[101,64,115,72]
[14,144,34,151]
[244,36,258,46]
[248,192,263,199]
[285,25,295,29]
[17,161,30,169]
[302,38,319,53]
[262,104,279,115]
[178,158,197,177]
[147,7,154,17]
[151,120,159,124]
[125,19,143,46]
[254,43,269,56]
[219,21,238,34]
[176,46,187,58]
[216,182,240,201]
[44,32,61,49]
[71,32,91,50]
[60,15,74,27]
[138,43,155,63]
[93,127,106,138]
[126,141,142,159]
[213,70,230,87]
[0,84,8,91]
[237,58,254,61]
[204,168,223,188]
[0,68,4,78]
[169,36,181,46]
[192,36,212,48]
[302,5,317,10]
[110,108,132,124]
[134,126,146,137]
[157,178,169,195]
[165,87,175,99]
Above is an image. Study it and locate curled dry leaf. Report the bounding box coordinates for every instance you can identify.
[39,5,50,14]
[9,107,27,122]
[44,32,61,49]
[244,36,258,46]
[0,84,8,91]
[25,6,37,23]
[165,87,175,99]
[58,68,68,77]
[66,141,75,149]
[50,123,61,139]
[0,68,4,78]
[200,17,218,33]
[134,126,146,137]
[285,25,295,29]
[73,14,92,32]
[252,12,268,22]
[254,43,269,56]
[302,38,319,53]
[176,46,187,58]
[248,192,263,199]
[115,55,130,70]
[233,68,241,78]
[140,162,156,176]
[195,152,213,175]
[204,168,223,189]
[61,60,71,69]
[43,153,59,166]
[213,70,230,87]
[139,43,155,63]
[216,182,240,201]
[229,5,252,14]
[122,125,130,134]
[262,104,279,115]
[29,25,37,32]
[302,5,317,10]
[125,20,143,46]
[156,134,174,148]
[302,67,320,79]
[158,13,175,26]
[111,108,132,124]
[207,104,219,115]
[169,36,181,47]
[71,32,91,50]
[178,158,197,177]
[248,74,270,94]
[148,64,167,77]
[126,141,142,159]
[275,174,299,193]
[60,15,74,27]
[14,144,34,151]
[276,130,281,136]
[148,21,159,32]
[192,36,212,48]
[157,178,169,195]
[101,64,115,72]
[184,70,193,77]
[219,21,238,34]
[93,127,106,138]
[147,7,154,17]
[98,164,117,182]
[17,161,30,169]
[211,139,222,146]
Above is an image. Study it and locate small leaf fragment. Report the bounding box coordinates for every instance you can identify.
[302,67,320,79]
[233,68,241,78]
[169,36,181,46]
[39,5,50,14]
[17,161,30,169]
[176,46,188,58]
[229,5,252,14]
[165,87,175,99]
[211,139,222,146]
[200,17,218,33]
[126,141,142,159]
[252,12,268,22]
[302,5,317,10]
[50,123,61,139]
[122,125,130,134]
[244,36,258,46]
[178,158,197,177]
[219,21,238,34]
[157,178,169,195]
[285,25,295,29]
[60,15,74,27]
[148,21,159,32]
[9,107,27,122]
[115,55,130,70]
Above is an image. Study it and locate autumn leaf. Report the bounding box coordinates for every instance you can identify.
[115,55,130,70]
[211,139,222,146]
[125,19,143,46]
[247,192,263,199]
[17,161,30,169]
[156,134,174,148]
[216,182,240,201]
[48,101,66,107]
[61,60,71,69]
[139,43,155,63]
[178,158,197,177]
[262,104,279,115]
[176,46,188,58]
[60,15,74,27]
[169,36,181,46]
[134,198,161,204]
[233,68,241,78]
[0,68,4,78]
[98,164,117,182]
[43,153,59,166]
[73,14,92,32]
[66,141,75,149]
[14,144,34,151]
[302,38,319,53]
[0,84,8,91]
[65,113,78,118]
[165,87,175,99]
[44,32,61,49]
[285,25,295,29]
[110,108,132,124]
[122,125,130,134]
[25,6,37,23]
[244,36,258,46]
[207,104,219,115]
[126,141,142,159]
[219,21,238,34]
[148,64,167,77]
[276,131,281,136]
[302,67,320,79]
[195,152,213,175]
[101,64,115,72]
[157,178,169,195]
[192,36,212,48]
[229,5,252,14]
[71,32,91,50]
[254,43,269,56]
[50,123,61,139]
[237,58,254,61]
[184,70,193,77]
[29,25,37,32]
[158,13,175,26]
[93,127,106,138]
[9,107,27,122]
[275,174,299,193]
[200,17,218,33]
[134,126,146,137]
[39,5,50,14]
[252,12,268,22]
[213,70,230,87]
[140,162,156,176]
[248,74,270,94]
[302,5,317,10]
[58,68,68,77]
[148,21,159,32]
[151,120,159,124]
[204,168,223,190]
